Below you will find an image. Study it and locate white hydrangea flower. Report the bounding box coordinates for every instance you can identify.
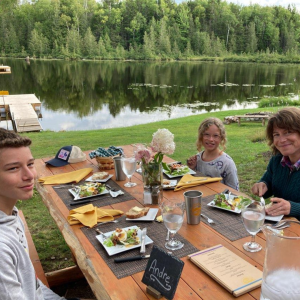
[150,129,175,155]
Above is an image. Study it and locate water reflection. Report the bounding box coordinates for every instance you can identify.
[0,58,298,131]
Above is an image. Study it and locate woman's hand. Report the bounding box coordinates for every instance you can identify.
[266,198,291,216]
[187,155,197,171]
[251,182,268,197]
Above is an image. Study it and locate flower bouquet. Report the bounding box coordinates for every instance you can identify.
[135,129,175,204]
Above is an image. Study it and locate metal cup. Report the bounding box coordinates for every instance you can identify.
[113,157,126,181]
[183,190,202,225]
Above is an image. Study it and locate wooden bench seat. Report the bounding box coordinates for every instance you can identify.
[19,210,49,287]
[19,210,84,288]
[234,114,270,126]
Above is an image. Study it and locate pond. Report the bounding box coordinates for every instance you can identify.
[0,58,299,131]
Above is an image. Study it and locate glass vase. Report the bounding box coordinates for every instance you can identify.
[142,163,163,205]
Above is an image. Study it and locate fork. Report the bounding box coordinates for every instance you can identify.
[183,178,207,184]
[95,228,109,240]
[201,214,215,224]
[89,220,118,228]
[106,184,116,191]
[53,184,73,189]
[273,220,290,230]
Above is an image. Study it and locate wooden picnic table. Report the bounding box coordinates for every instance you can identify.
[234,115,270,126]
[34,144,285,300]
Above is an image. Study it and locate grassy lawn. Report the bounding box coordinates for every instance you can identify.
[17,106,280,272]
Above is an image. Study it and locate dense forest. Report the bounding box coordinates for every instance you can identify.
[1,0,300,61]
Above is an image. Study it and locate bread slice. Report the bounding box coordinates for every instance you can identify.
[91,172,109,180]
[126,206,150,219]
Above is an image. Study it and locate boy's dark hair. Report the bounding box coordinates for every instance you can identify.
[0,128,32,149]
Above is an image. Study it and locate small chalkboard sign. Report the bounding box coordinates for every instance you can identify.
[142,245,184,300]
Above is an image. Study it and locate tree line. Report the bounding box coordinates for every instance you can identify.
[1,0,300,60]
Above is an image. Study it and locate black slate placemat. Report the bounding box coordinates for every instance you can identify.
[53,179,134,210]
[200,194,250,241]
[81,215,199,279]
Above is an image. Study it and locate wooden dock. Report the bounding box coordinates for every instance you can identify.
[0,65,11,74]
[0,94,43,132]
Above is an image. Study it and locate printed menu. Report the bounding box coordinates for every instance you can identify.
[188,244,262,297]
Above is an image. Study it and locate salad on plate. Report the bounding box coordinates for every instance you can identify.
[70,182,106,199]
[209,193,253,213]
[163,163,192,177]
[103,227,140,247]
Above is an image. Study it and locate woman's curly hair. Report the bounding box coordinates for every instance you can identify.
[266,107,300,155]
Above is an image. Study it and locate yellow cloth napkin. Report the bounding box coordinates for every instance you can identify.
[38,168,93,185]
[174,174,222,191]
[67,204,123,228]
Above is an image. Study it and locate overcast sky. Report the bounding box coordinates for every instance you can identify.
[175,0,300,10]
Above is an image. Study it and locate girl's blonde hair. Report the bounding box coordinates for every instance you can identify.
[196,117,227,151]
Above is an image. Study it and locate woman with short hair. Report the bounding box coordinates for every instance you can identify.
[252,107,300,219]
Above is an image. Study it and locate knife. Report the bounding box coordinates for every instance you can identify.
[70,199,91,206]
[140,228,147,254]
[114,255,150,263]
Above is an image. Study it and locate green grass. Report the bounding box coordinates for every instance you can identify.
[258,97,300,108]
[18,106,281,272]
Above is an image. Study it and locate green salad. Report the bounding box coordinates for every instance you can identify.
[213,194,252,211]
[103,227,140,247]
[163,163,190,176]
[73,182,106,198]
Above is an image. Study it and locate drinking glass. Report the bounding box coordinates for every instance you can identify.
[133,143,147,173]
[121,156,137,187]
[241,201,265,252]
[161,199,185,250]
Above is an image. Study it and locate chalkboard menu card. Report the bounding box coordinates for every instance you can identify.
[142,246,184,300]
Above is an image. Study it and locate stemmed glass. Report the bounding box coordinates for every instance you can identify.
[161,199,185,250]
[133,143,146,173]
[241,201,265,252]
[121,156,137,187]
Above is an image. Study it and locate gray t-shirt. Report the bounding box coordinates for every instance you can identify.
[0,207,65,300]
[196,151,239,190]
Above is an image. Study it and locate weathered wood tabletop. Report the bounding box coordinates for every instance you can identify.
[34,144,274,300]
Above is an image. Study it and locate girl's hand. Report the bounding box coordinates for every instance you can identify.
[251,182,268,197]
[266,198,291,216]
[187,155,197,171]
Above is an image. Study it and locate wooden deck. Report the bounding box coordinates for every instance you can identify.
[0,94,42,132]
[0,65,11,74]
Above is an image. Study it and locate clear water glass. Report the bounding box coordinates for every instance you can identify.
[161,200,185,250]
[241,201,265,252]
[121,157,137,187]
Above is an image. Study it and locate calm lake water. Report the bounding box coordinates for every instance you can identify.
[0,58,299,131]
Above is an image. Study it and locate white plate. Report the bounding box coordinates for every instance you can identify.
[163,166,196,178]
[85,174,113,183]
[126,208,159,221]
[207,199,241,214]
[163,180,177,190]
[207,194,253,214]
[96,225,153,256]
[69,187,109,201]
[265,214,284,222]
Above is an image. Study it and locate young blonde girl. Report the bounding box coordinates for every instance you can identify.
[187,117,239,190]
